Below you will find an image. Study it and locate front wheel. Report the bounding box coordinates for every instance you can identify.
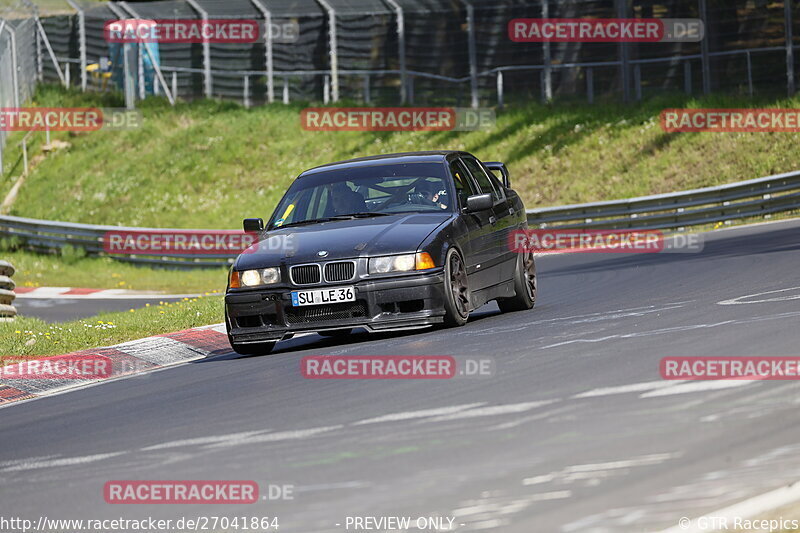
[497,250,536,313]
[443,248,471,327]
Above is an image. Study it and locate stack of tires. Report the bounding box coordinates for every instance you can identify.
[0,260,16,321]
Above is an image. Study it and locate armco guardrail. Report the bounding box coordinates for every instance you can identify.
[527,170,800,230]
[0,260,16,320]
[0,170,799,269]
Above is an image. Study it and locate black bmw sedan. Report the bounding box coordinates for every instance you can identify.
[225,151,536,354]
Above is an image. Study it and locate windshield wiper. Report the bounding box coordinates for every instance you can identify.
[331,212,392,219]
[272,217,336,229]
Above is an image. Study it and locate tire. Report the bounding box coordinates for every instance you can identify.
[318,329,353,337]
[443,248,471,327]
[229,339,276,355]
[497,249,536,313]
[225,312,277,355]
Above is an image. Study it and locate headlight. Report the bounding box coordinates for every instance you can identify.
[369,253,435,274]
[240,268,281,287]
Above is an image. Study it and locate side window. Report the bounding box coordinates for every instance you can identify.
[462,157,502,203]
[449,160,478,208]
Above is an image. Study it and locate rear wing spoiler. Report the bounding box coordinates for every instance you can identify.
[484,162,510,188]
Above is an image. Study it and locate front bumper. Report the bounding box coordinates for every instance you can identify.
[225,270,446,344]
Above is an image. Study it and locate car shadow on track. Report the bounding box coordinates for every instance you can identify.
[200,306,505,363]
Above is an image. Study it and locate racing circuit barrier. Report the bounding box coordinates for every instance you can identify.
[0,260,17,320]
[0,170,798,268]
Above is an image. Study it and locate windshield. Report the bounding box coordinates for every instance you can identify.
[268,162,453,229]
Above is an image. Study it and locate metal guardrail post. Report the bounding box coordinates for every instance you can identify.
[0,260,17,321]
[462,0,479,109]
[65,0,87,91]
[185,0,213,99]
[496,71,504,109]
[385,0,407,104]
[316,0,339,102]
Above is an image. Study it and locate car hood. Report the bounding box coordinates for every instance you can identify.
[234,213,452,269]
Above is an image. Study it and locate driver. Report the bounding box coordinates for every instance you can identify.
[416,181,448,210]
[331,183,366,215]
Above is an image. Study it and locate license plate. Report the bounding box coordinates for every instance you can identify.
[291,286,356,307]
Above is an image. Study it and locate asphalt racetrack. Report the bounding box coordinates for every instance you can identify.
[1,219,799,532]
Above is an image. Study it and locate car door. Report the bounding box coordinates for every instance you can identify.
[460,155,517,284]
[449,158,492,291]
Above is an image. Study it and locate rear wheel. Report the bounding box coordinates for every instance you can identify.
[318,329,353,337]
[443,248,470,327]
[497,250,536,313]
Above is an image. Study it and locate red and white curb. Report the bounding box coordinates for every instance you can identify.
[14,287,201,300]
[0,323,227,407]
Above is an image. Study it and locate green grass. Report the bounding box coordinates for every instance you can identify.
[1,249,227,293]
[3,85,800,229]
[0,295,224,360]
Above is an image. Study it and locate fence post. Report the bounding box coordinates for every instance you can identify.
[185,0,213,99]
[407,75,414,104]
[283,76,289,104]
[616,0,630,102]
[746,51,753,96]
[0,260,16,322]
[363,74,370,104]
[786,0,796,95]
[323,74,330,103]
[65,0,87,91]
[172,71,178,101]
[684,60,692,94]
[462,0,479,109]
[496,71,504,109]
[316,0,339,102]
[699,0,711,94]
[1,22,20,108]
[385,0,407,104]
[21,0,44,82]
[586,67,594,104]
[250,0,274,103]
[244,75,250,108]
[542,0,552,102]
[634,63,642,100]
[119,2,175,105]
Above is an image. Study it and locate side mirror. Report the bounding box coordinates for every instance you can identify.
[465,193,493,213]
[485,161,510,188]
[243,218,264,232]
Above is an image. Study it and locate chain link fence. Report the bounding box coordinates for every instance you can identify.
[0,0,799,163]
